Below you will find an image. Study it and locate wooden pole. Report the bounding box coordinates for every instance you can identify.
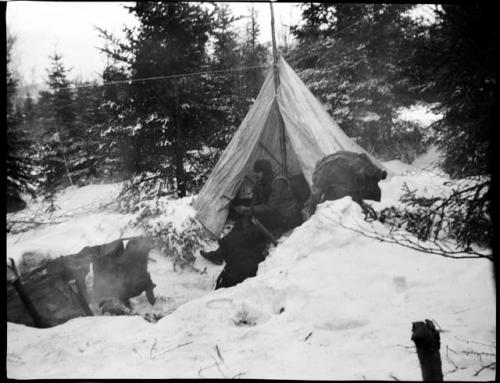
[411,319,443,381]
[8,258,48,328]
[270,2,280,90]
[67,280,94,317]
[269,2,287,177]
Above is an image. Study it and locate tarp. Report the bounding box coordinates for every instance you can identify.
[194,56,386,238]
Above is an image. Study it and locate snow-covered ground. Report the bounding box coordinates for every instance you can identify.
[6,157,495,380]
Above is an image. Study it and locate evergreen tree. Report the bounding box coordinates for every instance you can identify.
[98,62,132,180]
[288,4,417,159]
[72,80,107,183]
[204,4,244,148]
[7,33,36,212]
[240,5,269,103]
[102,2,215,197]
[402,5,495,177]
[37,52,77,193]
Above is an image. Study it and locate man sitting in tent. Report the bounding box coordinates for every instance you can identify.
[200,159,302,267]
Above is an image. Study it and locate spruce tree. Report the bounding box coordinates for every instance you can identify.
[98,62,134,180]
[402,5,495,177]
[288,4,416,159]
[7,33,35,212]
[106,2,215,196]
[37,52,77,194]
[241,5,269,103]
[72,80,106,183]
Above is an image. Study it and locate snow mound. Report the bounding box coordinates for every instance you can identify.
[50,183,124,213]
[382,159,420,176]
[7,194,495,380]
[412,145,444,171]
[7,212,141,267]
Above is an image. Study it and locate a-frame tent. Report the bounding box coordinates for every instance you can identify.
[194,56,385,238]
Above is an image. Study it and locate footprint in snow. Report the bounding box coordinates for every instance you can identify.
[316,318,369,331]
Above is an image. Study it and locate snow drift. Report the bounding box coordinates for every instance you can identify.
[7,174,495,379]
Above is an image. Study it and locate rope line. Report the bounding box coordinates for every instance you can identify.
[25,64,271,92]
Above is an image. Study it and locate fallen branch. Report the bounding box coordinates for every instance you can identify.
[7,219,64,225]
[474,361,496,376]
[390,344,416,351]
[318,212,492,261]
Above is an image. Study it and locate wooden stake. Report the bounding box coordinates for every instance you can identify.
[269,2,288,177]
[411,319,443,381]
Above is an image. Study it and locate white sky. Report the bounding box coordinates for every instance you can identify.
[6,1,302,88]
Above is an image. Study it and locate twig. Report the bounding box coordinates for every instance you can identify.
[474,361,496,376]
[389,373,400,381]
[461,349,496,357]
[7,219,63,225]
[132,348,143,359]
[215,344,224,362]
[390,344,416,352]
[231,372,246,379]
[319,212,492,260]
[431,318,444,332]
[152,341,193,358]
[304,331,313,341]
[446,345,459,374]
[198,363,217,377]
[150,338,158,359]
[211,354,227,378]
[454,336,495,348]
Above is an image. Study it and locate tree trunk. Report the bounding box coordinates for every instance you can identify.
[411,319,443,381]
[174,83,186,197]
[56,118,73,186]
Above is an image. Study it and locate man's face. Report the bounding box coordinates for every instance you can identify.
[255,171,264,182]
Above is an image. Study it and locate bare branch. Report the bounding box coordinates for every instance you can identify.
[474,362,496,376]
[319,212,492,261]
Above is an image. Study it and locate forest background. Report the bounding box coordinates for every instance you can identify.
[6,3,494,211]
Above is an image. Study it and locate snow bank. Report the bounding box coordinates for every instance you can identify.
[7,212,141,268]
[7,192,495,380]
[7,183,138,268]
[412,145,444,171]
[383,159,420,175]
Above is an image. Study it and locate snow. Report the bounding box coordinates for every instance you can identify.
[412,144,445,171]
[7,170,495,380]
[397,103,443,128]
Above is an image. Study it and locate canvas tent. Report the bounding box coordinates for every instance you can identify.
[194,56,386,238]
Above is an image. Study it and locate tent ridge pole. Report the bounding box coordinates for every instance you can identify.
[270,2,287,177]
